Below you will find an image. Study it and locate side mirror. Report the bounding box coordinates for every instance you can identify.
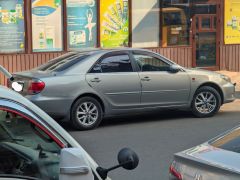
[169,65,181,73]
[97,148,139,180]
[59,148,94,180]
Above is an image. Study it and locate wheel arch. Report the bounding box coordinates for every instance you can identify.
[196,82,224,104]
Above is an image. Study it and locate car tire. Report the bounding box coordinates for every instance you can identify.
[71,97,103,130]
[191,86,221,118]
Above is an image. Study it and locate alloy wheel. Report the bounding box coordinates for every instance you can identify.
[194,91,217,114]
[76,102,99,126]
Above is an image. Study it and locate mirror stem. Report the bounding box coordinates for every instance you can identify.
[0,65,14,81]
[97,160,133,180]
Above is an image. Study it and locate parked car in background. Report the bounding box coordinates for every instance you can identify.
[170,125,240,180]
[0,85,139,180]
[10,48,236,130]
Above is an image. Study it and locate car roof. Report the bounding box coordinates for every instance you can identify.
[70,48,154,55]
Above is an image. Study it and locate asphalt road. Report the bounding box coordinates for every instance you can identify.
[67,99,240,180]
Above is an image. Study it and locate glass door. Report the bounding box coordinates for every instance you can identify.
[192,2,220,68]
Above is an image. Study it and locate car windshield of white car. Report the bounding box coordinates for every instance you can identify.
[0,109,62,179]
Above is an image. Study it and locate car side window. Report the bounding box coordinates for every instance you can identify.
[0,108,62,180]
[91,54,133,73]
[133,54,170,72]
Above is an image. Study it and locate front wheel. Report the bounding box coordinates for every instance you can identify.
[71,97,103,130]
[191,86,221,118]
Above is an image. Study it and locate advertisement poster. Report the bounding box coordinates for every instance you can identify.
[224,0,240,44]
[32,0,63,52]
[0,0,25,53]
[67,0,97,49]
[100,0,129,48]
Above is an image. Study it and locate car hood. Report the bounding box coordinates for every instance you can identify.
[177,143,240,174]
[185,68,222,76]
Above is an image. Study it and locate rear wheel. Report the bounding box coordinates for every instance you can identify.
[71,97,103,130]
[191,86,221,118]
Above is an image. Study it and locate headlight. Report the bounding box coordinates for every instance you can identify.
[220,74,231,82]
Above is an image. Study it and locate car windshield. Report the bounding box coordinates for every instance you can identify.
[0,109,61,153]
[37,52,89,72]
[210,127,240,153]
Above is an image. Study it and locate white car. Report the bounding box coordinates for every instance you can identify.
[0,84,139,180]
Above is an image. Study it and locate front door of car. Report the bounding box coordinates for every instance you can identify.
[132,51,191,107]
[86,52,141,110]
[0,99,94,180]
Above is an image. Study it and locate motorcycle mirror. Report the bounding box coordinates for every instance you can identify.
[96,148,139,180]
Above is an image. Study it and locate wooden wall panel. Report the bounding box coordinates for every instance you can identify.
[0,53,64,85]
[220,45,240,72]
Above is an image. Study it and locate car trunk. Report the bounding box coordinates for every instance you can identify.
[10,70,53,96]
[173,144,240,180]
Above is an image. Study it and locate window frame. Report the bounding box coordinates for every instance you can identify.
[131,50,173,72]
[31,0,64,53]
[160,0,192,48]
[88,51,138,73]
[66,0,99,50]
[0,0,27,55]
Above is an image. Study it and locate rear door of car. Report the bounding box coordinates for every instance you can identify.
[86,51,141,110]
[131,50,191,107]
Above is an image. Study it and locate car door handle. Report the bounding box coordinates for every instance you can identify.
[141,76,151,81]
[60,166,90,175]
[90,77,101,83]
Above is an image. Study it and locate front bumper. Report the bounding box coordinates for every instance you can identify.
[222,82,236,104]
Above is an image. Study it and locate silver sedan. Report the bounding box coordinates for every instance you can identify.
[11,49,236,130]
[170,125,240,180]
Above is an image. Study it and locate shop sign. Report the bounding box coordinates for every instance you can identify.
[0,0,25,53]
[224,0,240,44]
[100,0,129,48]
[67,0,97,49]
[32,0,63,52]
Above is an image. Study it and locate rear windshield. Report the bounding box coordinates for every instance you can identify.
[210,127,240,153]
[37,52,89,72]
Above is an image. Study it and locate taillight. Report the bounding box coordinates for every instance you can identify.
[169,164,182,180]
[28,80,45,95]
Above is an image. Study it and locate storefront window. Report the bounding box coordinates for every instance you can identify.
[100,0,129,48]
[32,0,63,52]
[67,0,97,50]
[132,0,160,48]
[0,0,25,53]
[162,0,191,47]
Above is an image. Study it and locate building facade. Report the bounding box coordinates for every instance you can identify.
[0,0,240,84]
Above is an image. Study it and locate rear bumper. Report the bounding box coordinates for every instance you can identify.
[222,82,236,104]
[25,95,72,120]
